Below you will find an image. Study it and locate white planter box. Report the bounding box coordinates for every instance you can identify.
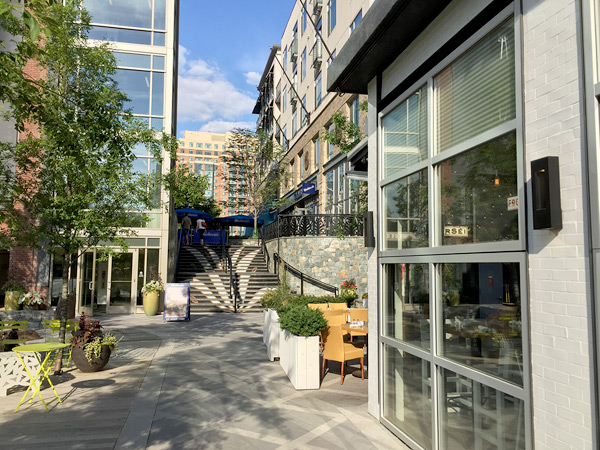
[263,309,280,361]
[279,330,320,390]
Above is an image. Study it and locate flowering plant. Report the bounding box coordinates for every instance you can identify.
[142,280,164,293]
[18,291,45,306]
[340,279,357,290]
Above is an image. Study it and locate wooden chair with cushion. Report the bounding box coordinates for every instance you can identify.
[349,308,368,342]
[328,302,347,311]
[323,310,347,326]
[321,325,364,384]
[307,303,329,311]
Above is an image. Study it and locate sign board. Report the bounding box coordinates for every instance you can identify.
[202,230,227,245]
[507,196,519,211]
[302,182,316,195]
[444,226,470,237]
[163,283,190,321]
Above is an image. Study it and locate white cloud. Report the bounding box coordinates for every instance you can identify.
[244,71,261,87]
[177,46,257,125]
[199,120,256,134]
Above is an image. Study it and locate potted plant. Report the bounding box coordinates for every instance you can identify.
[2,281,25,311]
[278,304,327,390]
[70,314,119,372]
[141,279,164,316]
[18,291,46,310]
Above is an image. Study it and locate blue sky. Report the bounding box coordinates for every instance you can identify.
[177,0,294,137]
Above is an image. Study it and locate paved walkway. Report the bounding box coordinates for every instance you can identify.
[0,313,406,449]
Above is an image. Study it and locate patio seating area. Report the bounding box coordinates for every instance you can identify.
[0,312,403,449]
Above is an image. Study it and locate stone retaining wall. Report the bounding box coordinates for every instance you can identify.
[266,236,368,299]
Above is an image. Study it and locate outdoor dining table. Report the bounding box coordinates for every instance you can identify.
[341,323,369,379]
[12,342,70,412]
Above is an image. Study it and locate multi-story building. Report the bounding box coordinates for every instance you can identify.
[327,0,600,449]
[176,131,229,207]
[254,0,372,216]
[2,0,179,314]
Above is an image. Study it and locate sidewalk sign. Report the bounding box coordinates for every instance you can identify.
[163,283,190,321]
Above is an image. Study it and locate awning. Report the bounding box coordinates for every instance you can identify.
[175,208,213,221]
[216,215,264,226]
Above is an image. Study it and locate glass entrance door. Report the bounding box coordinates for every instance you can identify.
[78,250,138,314]
[107,252,135,313]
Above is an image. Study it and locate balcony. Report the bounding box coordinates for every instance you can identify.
[313,0,322,15]
[312,38,322,68]
[290,39,298,62]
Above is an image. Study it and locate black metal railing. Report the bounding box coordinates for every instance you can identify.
[263,214,363,242]
[258,228,270,269]
[273,252,338,296]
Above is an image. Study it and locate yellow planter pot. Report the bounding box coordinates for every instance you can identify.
[143,291,160,316]
[4,291,21,311]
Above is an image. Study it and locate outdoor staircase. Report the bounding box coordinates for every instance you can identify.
[176,244,279,313]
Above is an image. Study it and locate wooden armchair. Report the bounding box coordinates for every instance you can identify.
[321,325,364,384]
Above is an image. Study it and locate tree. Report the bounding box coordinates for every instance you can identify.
[168,165,210,210]
[221,128,287,235]
[0,0,176,371]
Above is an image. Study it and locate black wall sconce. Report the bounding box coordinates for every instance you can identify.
[531,156,562,230]
[364,211,375,248]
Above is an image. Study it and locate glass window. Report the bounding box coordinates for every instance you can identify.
[327,0,336,34]
[441,262,523,386]
[151,72,164,116]
[89,26,151,45]
[133,143,148,156]
[84,0,152,29]
[196,143,203,148]
[153,0,166,30]
[350,97,359,126]
[113,52,151,69]
[440,369,525,450]
[292,107,298,137]
[440,132,518,245]
[315,71,322,107]
[283,87,287,113]
[300,152,305,179]
[436,19,515,152]
[150,118,163,131]
[326,170,334,210]
[301,95,307,126]
[314,138,320,169]
[206,144,212,149]
[384,263,430,348]
[350,10,362,34]
[328,124,334,159]
[114,69,150,115]
[383,170,428,250]
[302,1,307,34]
[133,157,149,175]
[153,32,165,46]
[283,46,288,72]
[301,48,307,81]
[153,56,165,71]
[382,86,427,178]
[383,346,432,449]
[205,151,212,155]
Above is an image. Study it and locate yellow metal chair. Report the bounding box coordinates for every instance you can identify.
[328,302,347,311]
[42,319,78,367]
[307,303,329,311]
[321,325,364,384]
[0,320,29,351]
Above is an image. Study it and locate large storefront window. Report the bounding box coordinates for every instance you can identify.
[379,12,527,450]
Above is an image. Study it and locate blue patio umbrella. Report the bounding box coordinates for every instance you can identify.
[175,208,212,221]
[216,215,264,226]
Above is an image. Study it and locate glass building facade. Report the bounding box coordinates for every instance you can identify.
[73,0,178,314]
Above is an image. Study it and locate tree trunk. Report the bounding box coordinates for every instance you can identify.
[54,252,71,374]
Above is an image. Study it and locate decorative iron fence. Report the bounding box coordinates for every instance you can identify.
[263,214,363,241]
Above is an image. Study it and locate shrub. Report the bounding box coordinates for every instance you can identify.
[2,280,25,292]
[260,278,293,309]
[278,304,328,337]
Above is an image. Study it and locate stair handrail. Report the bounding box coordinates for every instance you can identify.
[258,227,270,270]
[273,252,338,296]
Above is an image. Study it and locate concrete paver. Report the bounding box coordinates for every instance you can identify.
[0,313,406,449]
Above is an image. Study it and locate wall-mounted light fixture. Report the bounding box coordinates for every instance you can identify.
[531,156,562,230]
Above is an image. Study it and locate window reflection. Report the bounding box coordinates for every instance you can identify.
[89,26,152,45]
[383,170,428,249]
[383,346,432,449]
[384,264,429,349]
[440,133,518,245]
[441,262,522,386]
[441,369,525,450]
[114,69,150,115]
[84,0,152,29]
